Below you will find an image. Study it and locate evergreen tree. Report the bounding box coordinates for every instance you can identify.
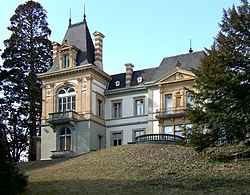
[0,1,52,161]
[188,0,250,151]
[0,128,28,194]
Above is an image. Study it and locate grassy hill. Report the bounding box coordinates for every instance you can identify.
[20,144,250,195]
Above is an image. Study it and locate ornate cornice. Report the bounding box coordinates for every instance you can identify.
[38,64,111,81]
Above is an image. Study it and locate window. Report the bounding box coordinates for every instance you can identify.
[133,129,145,141]
[115,81,120,87]
[186,91,194,108]
[137,77,143,83]
[96,93,104,118]
[111,132,122,146]
[175,125,183,137]
[63,53,69,68]
[57,86,76,112]
[164,126,173,134]
[165,94,172,114]
[60,127,71,151]
[185,124,193,142]
[134,97,144,116]
[112,100,122,118]
[97,99,103,117]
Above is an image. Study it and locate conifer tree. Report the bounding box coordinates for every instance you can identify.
[188,0,250,151]
[0,128,28,194]
[0,1,52,161]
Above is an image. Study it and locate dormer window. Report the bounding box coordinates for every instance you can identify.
[115,81,120,87]
[63,53,69,68]
[137,77,143,83]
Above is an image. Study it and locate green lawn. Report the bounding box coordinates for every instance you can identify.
[20,144,250,195]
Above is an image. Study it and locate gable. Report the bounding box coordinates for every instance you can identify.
[59,43,78,52]
[157,67,195,84]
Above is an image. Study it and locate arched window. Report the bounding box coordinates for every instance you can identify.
[60,127,71,151]
[57,86,76,112]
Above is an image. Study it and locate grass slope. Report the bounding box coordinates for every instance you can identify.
[21,144,250,195]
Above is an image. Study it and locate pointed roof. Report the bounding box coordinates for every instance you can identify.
[62,18,95,65]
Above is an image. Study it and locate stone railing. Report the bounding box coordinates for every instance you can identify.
[156,107,186,118]
[51,150,75,159]
[48,111,78,125]
[135,133,185,145]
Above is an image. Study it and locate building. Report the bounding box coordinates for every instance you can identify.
[38,16,205,160]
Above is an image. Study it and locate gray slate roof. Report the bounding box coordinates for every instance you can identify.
[47,19,95,73]
[62,21,95,65]
[108,51,205,90]
[108,67,157,90]
[152,51,205,81]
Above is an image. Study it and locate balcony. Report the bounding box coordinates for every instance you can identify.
[135,134,185,145]
[156,107,186,119]
[48,111,78,125]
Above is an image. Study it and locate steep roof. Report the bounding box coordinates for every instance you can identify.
[108,51,205,91]
[62,19,95,65]
[151,51,205,81]
[47,18,95,73]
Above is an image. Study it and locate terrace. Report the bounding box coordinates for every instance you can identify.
[135,133,186,145]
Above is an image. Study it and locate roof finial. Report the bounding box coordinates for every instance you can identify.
[83,4,86,22]
[189,39,193,53]
[69,8,72,26]
[176,60,181,68]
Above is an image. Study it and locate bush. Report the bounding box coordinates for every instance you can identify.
[0,132,28,194]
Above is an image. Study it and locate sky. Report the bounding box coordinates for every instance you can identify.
[0,0,240,74]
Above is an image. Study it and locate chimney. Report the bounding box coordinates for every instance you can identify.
[93,31,105,70]
[52,42,60,62]
[125,63,134,87]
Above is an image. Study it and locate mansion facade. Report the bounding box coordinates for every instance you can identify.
[38,16,205,160]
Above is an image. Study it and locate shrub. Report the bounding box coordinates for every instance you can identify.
[0,131,28,194]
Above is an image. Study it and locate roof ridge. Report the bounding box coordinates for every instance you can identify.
[162,50,204,60]
[111,66,157,76]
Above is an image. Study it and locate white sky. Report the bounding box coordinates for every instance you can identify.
[0,0,240,74]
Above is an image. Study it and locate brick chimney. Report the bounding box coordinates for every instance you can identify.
[125,63,134,87]
[93,31,105,70]
[52,42,60,62]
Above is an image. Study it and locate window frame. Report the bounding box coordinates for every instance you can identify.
[110,131,123,146]
[132,128,145,142]
[112,99,122,119]
[134,96,145,116]
[174,125,183,137]
[164,125,173,134]
[186,91,195,109]
[96,93,105,118]
[164,93,173,114]
[57,86,76,112]
[63,53,70,68]
[59,127,72,151]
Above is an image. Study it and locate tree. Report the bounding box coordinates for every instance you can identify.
[188,0,250,151]
[0,128,28,194]
[0,1,52,161]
